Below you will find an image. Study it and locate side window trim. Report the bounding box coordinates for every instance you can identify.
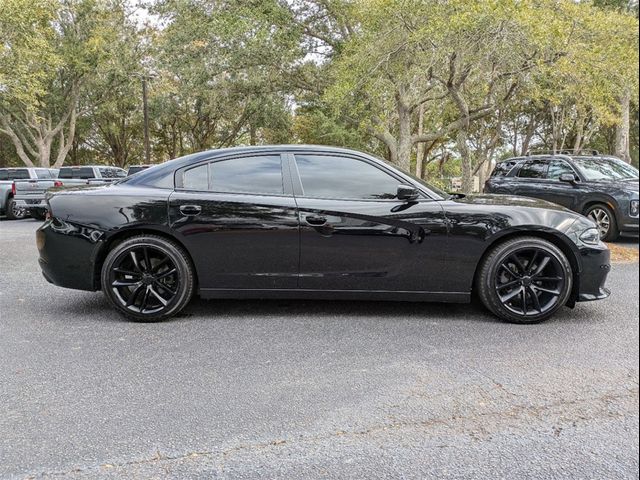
[291,152,423,201]
[176,153,290,197]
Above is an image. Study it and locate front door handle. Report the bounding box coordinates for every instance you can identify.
[179,204,202,216]
[305,215,327,226]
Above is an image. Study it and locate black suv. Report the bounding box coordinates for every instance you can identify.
[485,151,639,241]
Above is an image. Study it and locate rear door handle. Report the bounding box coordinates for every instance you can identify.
[305,215,327,226]
[179,204,202,216]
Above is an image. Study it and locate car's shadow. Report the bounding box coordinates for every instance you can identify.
[51,291,593,326]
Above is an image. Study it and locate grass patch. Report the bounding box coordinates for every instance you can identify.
[607,243,639,263]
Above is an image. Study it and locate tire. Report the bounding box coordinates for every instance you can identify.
[6,198,28,220]
[101,235,195,322]
[585,204,618,242]
[477,236,573,324]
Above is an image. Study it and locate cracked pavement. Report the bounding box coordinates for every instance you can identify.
[1,219,638,479]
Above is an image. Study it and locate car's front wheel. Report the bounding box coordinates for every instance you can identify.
[101,235,195,322]
[477,237,573,324]
[585,204,618,242]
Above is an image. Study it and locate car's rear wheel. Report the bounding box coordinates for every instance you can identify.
[477,237,573,324]
[6,198,28,220]
[585,204,618,242]
[101,235,195,322]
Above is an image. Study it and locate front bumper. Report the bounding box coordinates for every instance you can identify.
[37,219,104,292]
[575,245,611,302]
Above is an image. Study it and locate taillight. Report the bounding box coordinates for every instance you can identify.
[11,182,16,195]
[53,180,63,187]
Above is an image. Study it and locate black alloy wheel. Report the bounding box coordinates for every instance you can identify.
[477,237,573,324]
[101,235,195,321]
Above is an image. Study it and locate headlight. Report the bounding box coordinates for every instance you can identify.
[579,228,601,245]
[630,200,639,217]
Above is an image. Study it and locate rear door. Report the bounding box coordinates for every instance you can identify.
[168,153,300,291]
[509,159,551,200]
[291,152,449,293]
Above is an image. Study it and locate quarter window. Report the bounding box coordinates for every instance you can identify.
[295,155,400,200]
[183,164,209,191]
[517,160,548,179]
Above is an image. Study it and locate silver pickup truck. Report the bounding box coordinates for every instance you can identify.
[14,165,126,219]
[0,167,58,220]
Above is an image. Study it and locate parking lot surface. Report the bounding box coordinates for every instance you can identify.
[1,219,638,479]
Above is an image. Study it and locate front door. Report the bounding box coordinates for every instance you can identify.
[168,153,299,290]
[291,153,449,293]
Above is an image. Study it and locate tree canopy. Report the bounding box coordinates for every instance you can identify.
[0,0,638,190]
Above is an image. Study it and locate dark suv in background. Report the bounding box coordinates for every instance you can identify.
[485,151,639,241]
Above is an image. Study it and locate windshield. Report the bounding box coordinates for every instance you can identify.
[573,157,639,182]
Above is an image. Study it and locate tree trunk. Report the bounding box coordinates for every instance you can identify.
[457,129,473,192]
[615,88,631,163]
[396,100,412,172]
[415,104,425,178]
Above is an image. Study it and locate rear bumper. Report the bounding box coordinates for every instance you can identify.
[575,245,611,302]
[15,198,47,210]
[36,219,103,292]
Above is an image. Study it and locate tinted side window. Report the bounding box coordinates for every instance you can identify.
[547,160,575,180]
[296,155,399,200]
[517,160,548,179]
[491,160,521,177]
[210,155,283,195]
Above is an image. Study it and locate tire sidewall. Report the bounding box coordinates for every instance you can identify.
[101,236,194,322]
[481,238,573,324]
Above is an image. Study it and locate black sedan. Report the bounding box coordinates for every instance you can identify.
[484,152,639,241]
[36,145,611,324]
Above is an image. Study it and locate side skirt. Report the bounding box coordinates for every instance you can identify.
[198,288,470,303]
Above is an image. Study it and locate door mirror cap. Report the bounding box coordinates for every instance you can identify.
[559,173,578,183]
[397,185,419,201]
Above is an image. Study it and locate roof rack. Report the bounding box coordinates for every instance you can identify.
[525,149,600,156]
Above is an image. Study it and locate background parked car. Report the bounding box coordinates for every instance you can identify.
[484,151,639,241]
[14,165,126,219]
[127,165,151,176]
[0,167,58,220]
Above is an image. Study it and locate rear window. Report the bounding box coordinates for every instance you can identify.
[0,169,30,180]
[58,167,95,179]
[491,160,521,177]
[35,169,52,179]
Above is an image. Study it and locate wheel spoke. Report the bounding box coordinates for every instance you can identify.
[154,280,177,296]
[156,268,177,280]
[528,286,542,313]
[535,276,563,282]
[509,254,527,274]
[126,284,145,307]
[531,256,551,277]
[152,256,170,273]
[526,250,540,275]
[499,263,519,278]
[130,251,143,273]
[113,267,141,277]
[496,279,521,291]
[139,288,151,312]
[112,279,142,287]
[143,247,151,272]
[532,285,561,296]
[149,286,169,306]
[521,289,528,315]
[500,286,523,303]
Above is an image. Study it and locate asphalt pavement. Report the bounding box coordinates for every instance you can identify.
[0,219,638,479]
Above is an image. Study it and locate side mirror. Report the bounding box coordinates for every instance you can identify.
[559,173,578,184]
[397,184,419,201]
